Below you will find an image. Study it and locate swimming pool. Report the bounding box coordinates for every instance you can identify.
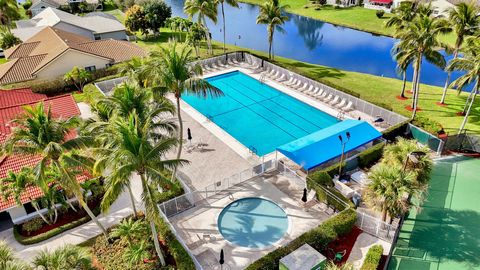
[182,71,339,156]
[218,197,289,248]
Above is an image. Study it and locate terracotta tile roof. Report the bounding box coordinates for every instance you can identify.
[0,90,84,212]
[0,88,47,109]
[0,54,47,85]
[0,27,145,85]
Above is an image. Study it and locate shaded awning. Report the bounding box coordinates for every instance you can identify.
[277,120,382,170]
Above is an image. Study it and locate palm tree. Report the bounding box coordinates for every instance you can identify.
[214,0,238,52]
[256,0,290,60]
[364,163,419,222]
[439,2,479,105]
[123,241,152,267]
[0,26,20,49]
[325,261,354,270]
[86,83,176,219]
[141,43,221,180]
[95,113,187,266]
[447,37,480,134]
[0,241,31,270]
[33,245,92,270]
[64,66,92,92]
[392,45,414,99]
[0,0,20,29]
[3,103,109,238]
[184,0,217,54]
[118,57,147,86]
[111,218,148,246]
[186,22,207,57]
[386,1,416,30]
[395,10,450,118]
[0,168,52,224]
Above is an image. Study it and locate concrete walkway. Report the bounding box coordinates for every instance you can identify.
[347,232,391,269]
[0,175,143,261]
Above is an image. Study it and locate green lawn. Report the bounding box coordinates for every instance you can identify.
[104,8,126,23]
[0,58,7,64]
[238,0,456,45]
[134,28,479,134]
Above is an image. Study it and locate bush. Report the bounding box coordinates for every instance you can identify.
[360,245,384,270]
[411,115,443,135]
[246,208,356,270]
[358,143,385,168]
[376,10,385,18]
[22,0,32,9]
[22,217,43,235]
[157,217,196,269]
[308,171,333,187]
[382,120,410,141]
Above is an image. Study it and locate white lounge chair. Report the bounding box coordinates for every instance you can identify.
[289,80,301,88]
[293,81,305,89]
[288,78,299,87]
[210,62,220,70]
[309,88,321,96]
[273,71,283,81]
[324,94,334,102]
[275,73,287,82]
[317,90,328,99]
[335,99,347,109]
[298,83,309,92]
[314,89,324,97]
[303,85,314,94]
[284,77,295,86]
[202,63,212,72]
[342,101,354,112]
[217,60,227,68]
[268,70,279,79]
[329,96,340,105]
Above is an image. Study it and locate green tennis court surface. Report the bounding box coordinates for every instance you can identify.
[388,156,480,270]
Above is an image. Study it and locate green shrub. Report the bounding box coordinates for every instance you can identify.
[382,120,410,141]
[157,217,196,269]
[22,0,32,9]
[358,143,385,168]
[308,171,333,187]
[411,115,443,135]
[14,207,101,245]
[22,217,43,235]
[246,208,357,270]
[376,10,385,18]
[360,245,384,270]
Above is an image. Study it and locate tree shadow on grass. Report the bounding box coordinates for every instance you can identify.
[284,61,345,80]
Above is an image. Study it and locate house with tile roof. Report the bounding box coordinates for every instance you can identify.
[0,26,146,86]
[14,7,126,41]
[0,88,86,229]
[29,0,102,17]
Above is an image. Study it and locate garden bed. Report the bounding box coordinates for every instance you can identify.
[324,226,362,264]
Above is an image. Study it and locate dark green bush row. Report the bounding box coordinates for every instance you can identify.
[246,208,357,270]
[14,206,101,245]
[358,142,385,168]
[382,120,410,141]
[360,245,384,270]
[411,115,443,135]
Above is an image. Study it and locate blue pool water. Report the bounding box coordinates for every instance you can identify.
[218,197,288,248]
[182,71,339,155]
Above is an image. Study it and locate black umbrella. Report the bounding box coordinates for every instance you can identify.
[187,128,192,141]
[219,249,225,269]
[302,188,308,203]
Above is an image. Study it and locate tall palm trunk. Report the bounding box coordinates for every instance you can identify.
[268,25,274,59]
[462,89,476,114]
[440,48,460,104]
[201,17,213,54]
[139,174,166,266]
[127,185,138,218]
[400,71,407,98]
[221,2,226,53]
[78,197,108,239]
[30,200,51,225]
[410,66,418,107]
[412,57,422,119]
[171,96,183,183]
[458,79,478,134]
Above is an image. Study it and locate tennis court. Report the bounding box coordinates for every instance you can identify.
[388,156,480,270]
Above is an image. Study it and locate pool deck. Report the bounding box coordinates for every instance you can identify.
[169,171,332,270]
[178,64,385,164]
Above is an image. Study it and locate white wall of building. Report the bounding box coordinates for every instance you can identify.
[7,205,27,222]
[36,50,111,80]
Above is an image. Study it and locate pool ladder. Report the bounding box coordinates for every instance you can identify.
[337,111,345,120]
[259,74,266,84]
[249,146,258,155]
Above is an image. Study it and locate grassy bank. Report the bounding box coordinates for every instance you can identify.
[136,28,479,133]
[238,0,456,45]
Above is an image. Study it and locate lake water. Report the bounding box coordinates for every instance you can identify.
[165,0,464,88]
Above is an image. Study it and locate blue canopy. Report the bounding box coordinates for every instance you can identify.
[276,120,382,170]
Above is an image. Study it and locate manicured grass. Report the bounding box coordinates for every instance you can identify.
[73,83,106,104]
[238,0,456,45]
[135,29,479,133]
[104,8,126,23]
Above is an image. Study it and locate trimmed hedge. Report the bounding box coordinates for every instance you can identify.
[358,142,385,168]
[360,245,384,270]
[308,170,333,187]
[157,217,196,269]
[245,208,357,270]
[382,120,410,141]
[411,115,443,135]
[14,206,101,245]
